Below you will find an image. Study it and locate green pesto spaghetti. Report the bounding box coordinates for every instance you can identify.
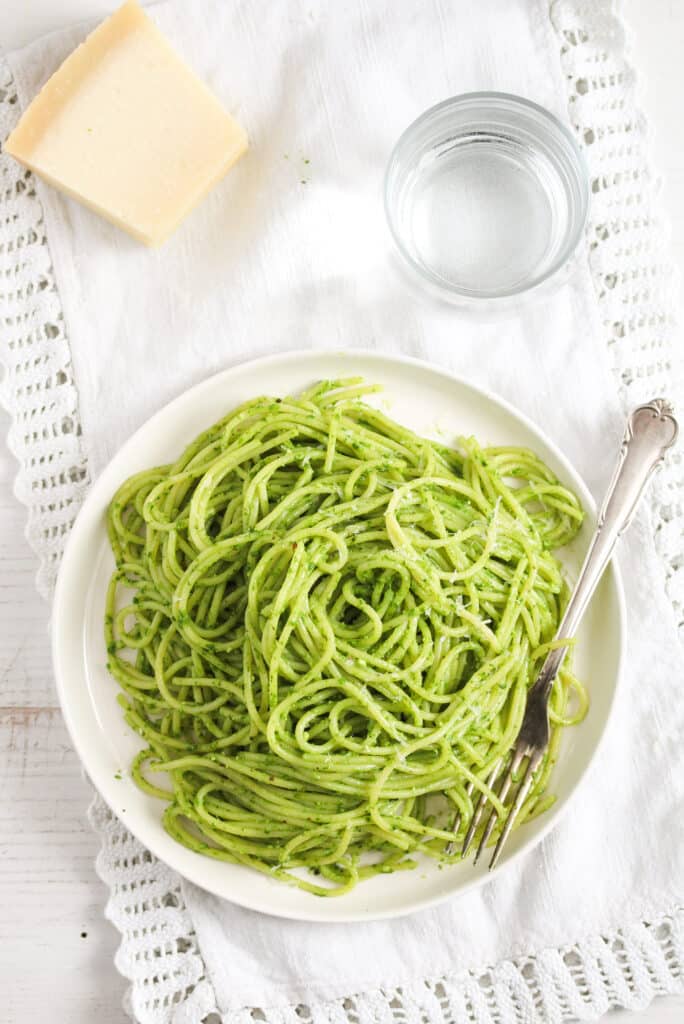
[105,378,588,895]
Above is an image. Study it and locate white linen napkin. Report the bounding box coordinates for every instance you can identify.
[4,0,683,1019]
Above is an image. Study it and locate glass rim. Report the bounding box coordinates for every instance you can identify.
[384,91,590,302]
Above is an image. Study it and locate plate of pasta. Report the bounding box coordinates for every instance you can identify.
[52,349,624,921]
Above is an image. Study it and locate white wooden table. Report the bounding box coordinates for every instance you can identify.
[1,2,682,1021]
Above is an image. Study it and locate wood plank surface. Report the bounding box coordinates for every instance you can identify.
[0,409,126,1023]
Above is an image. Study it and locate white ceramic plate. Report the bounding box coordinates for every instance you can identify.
[53,349,625,922]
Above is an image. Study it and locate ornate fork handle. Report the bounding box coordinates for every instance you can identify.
[534,399,679,700]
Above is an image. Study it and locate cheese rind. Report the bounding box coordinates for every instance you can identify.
[4,0,248,245]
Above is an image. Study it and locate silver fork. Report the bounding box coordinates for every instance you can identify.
[456,398,679,870]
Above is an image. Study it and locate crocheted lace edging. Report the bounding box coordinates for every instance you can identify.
[1,0,683,1020]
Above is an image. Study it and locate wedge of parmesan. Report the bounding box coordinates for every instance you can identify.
[4,0,248,245]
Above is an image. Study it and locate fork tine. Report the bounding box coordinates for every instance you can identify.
[445,780,474,855]
[461,759,502,857]
[488,750,544,870]
[472,746,525,865]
